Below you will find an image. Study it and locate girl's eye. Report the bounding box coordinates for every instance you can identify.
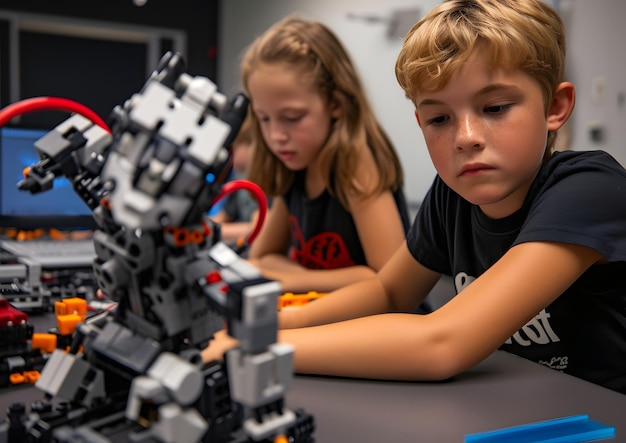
[284,115,302,123]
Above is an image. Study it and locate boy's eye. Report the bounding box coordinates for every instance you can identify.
[427,115,448,126]
[484,104,511,114]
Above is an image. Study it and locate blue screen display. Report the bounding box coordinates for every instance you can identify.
[0,127,92,217]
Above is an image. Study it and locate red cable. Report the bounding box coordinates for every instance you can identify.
[212,179,268,244]
[0,96,111,132]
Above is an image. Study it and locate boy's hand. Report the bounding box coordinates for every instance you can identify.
[201,329,240,363]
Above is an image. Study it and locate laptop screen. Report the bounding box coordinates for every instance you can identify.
[0,127,96,230]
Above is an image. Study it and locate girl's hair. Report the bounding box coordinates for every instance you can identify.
[242,16,404,207]
[231,111,253,147]
[395,0,566,150]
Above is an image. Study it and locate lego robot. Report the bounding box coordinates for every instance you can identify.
[0,52,314,443]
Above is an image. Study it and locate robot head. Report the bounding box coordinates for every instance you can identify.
[101,52,248,230]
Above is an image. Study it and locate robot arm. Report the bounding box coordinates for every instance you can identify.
[18,113,112,210]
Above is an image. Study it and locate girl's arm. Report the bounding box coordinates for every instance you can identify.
[248,196,291,258]
[348,147,407,272]
[281,241,602,380]
[253,259,378,293]
[247,196,379,291]
[348,189,408,271]
[250,193,405,290]
[279,242,441,329]
[248,151,408,292]
[247,197,368,291]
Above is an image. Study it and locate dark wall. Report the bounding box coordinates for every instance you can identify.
[0,0,220,128]
[0,0,219,77]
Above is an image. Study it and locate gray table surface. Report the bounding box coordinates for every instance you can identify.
[2,312,624,442]
[287,351,626,442]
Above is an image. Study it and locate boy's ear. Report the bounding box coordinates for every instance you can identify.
[414,109,422,127]
[547,82,575,132]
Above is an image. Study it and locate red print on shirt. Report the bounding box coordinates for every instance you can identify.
[288,215,355,269]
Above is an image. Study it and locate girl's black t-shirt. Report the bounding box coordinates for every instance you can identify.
[284,170,410,270]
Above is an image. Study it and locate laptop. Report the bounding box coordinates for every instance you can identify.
[0,127,97,268]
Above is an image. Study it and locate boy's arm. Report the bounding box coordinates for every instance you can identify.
[281,241,602,380]
[201,242,439,363]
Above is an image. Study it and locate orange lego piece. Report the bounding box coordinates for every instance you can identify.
[49,228,69,240]
[55,297,88,335]
[31,333,58,353]
[277,291,327,310]
[16,229,44,241]
[9,371,41,385]
[24,370,40,384]
[56,313,84,336]
[9,373,25,385]
[55,297,87,318]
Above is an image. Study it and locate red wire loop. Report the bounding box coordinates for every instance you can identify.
[0,96,111,132]
[212,179,268,245]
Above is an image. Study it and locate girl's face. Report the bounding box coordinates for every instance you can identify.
[247,62,340,171]
[414,49,561,219]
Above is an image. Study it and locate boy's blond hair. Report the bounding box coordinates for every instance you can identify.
[395,0,566,150]
[241,16,404,207]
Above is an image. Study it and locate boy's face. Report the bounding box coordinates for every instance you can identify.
[413,49,559,219]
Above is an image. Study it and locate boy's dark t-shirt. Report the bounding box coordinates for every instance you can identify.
[283,170,410,269]
[407,150,626,394]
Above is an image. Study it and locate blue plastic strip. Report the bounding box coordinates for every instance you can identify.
[464,414,616,443]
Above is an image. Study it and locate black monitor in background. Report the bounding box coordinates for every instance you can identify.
[16,30,148,130]
[0,12,186,129]
[0,127,96,230]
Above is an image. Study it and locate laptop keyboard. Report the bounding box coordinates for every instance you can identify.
[0,239,95,268]
[1,239,93,256]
